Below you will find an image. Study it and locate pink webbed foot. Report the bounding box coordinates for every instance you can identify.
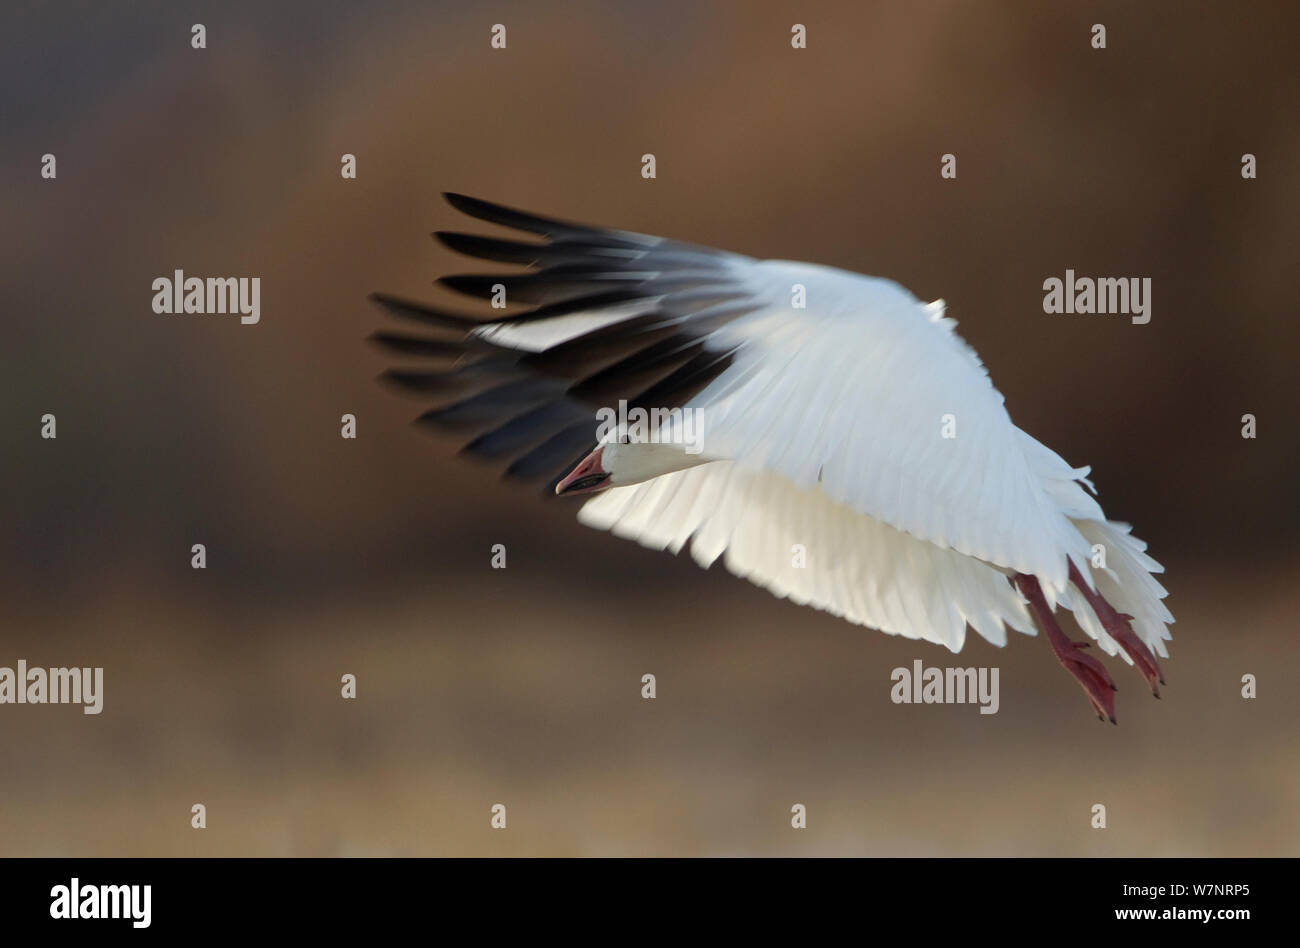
[1015,573,1118,723]
[1068,562,1164,696]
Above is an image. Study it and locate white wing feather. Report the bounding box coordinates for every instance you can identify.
[579,461,1036,651]
[580,258,1172,653]
[682,260,1098,600]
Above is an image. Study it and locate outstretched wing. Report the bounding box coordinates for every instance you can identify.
[370,193,763,493]
[662,260,1106,598]
[578,460,1037,651]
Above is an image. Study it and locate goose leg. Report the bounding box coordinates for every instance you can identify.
[1067,561,1164,696]
[1014,573,1118,723]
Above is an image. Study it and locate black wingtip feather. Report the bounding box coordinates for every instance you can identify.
[367,331,466,359]
[367,291,486,331]
[434,231,548,265]
[442,192,579,237]
[438,272,649,306]
[376,196,747,492]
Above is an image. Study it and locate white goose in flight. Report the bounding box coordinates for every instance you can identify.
[371,194,1172,722]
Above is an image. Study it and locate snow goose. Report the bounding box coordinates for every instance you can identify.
[371,194,1172,722]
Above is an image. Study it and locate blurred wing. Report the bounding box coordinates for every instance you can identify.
[370,193,764,493]
[578,461,1035,650]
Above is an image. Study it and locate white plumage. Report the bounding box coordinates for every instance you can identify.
[577,259,1171,659]
[373,194,1173,718]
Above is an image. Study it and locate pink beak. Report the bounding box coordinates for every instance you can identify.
[555,446,611,496]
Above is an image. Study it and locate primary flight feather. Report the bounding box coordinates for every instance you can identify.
[371,194,1173,721]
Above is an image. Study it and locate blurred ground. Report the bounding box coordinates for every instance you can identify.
[1,1,1298,855]
[3,556,1298,856]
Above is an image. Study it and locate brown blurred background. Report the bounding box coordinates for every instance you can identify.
[2,1,1298,855]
